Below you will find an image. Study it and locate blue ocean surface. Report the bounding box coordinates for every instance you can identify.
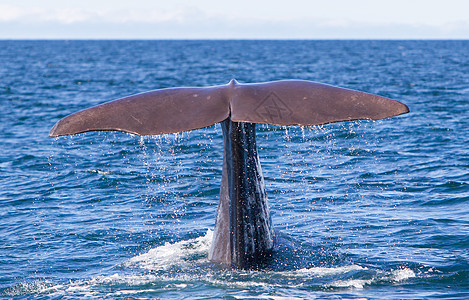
[0,40,468,299]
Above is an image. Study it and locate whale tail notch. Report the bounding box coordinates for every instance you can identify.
[49,80,409,137]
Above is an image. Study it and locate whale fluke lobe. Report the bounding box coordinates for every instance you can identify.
[230,80,409,126]
[49,79,409,269]
[49,80,408,137]
[49,86,230,137]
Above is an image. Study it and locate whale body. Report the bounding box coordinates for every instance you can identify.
[49,79,409,268]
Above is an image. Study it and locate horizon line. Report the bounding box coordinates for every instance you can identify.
[1,38,469,41]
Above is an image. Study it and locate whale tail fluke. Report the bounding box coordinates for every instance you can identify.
[49,80,409,137]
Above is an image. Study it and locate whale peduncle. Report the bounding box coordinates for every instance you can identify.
[209,118,274,268]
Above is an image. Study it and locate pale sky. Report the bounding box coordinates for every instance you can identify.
[1,0,469,39]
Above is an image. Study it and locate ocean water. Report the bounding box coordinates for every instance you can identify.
[0,40,468,299]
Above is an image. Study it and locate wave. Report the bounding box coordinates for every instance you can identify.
[2,231,422,298]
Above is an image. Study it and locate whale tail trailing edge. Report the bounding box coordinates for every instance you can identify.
[49,80,409,137]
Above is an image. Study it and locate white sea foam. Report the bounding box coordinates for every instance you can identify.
[4,233,419,297]
[293,265,367,277]
[390,268,416,282]
[326,278,374,289]
[124,229,213,270]
[326,267,416,290]
[9,266,417,297]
